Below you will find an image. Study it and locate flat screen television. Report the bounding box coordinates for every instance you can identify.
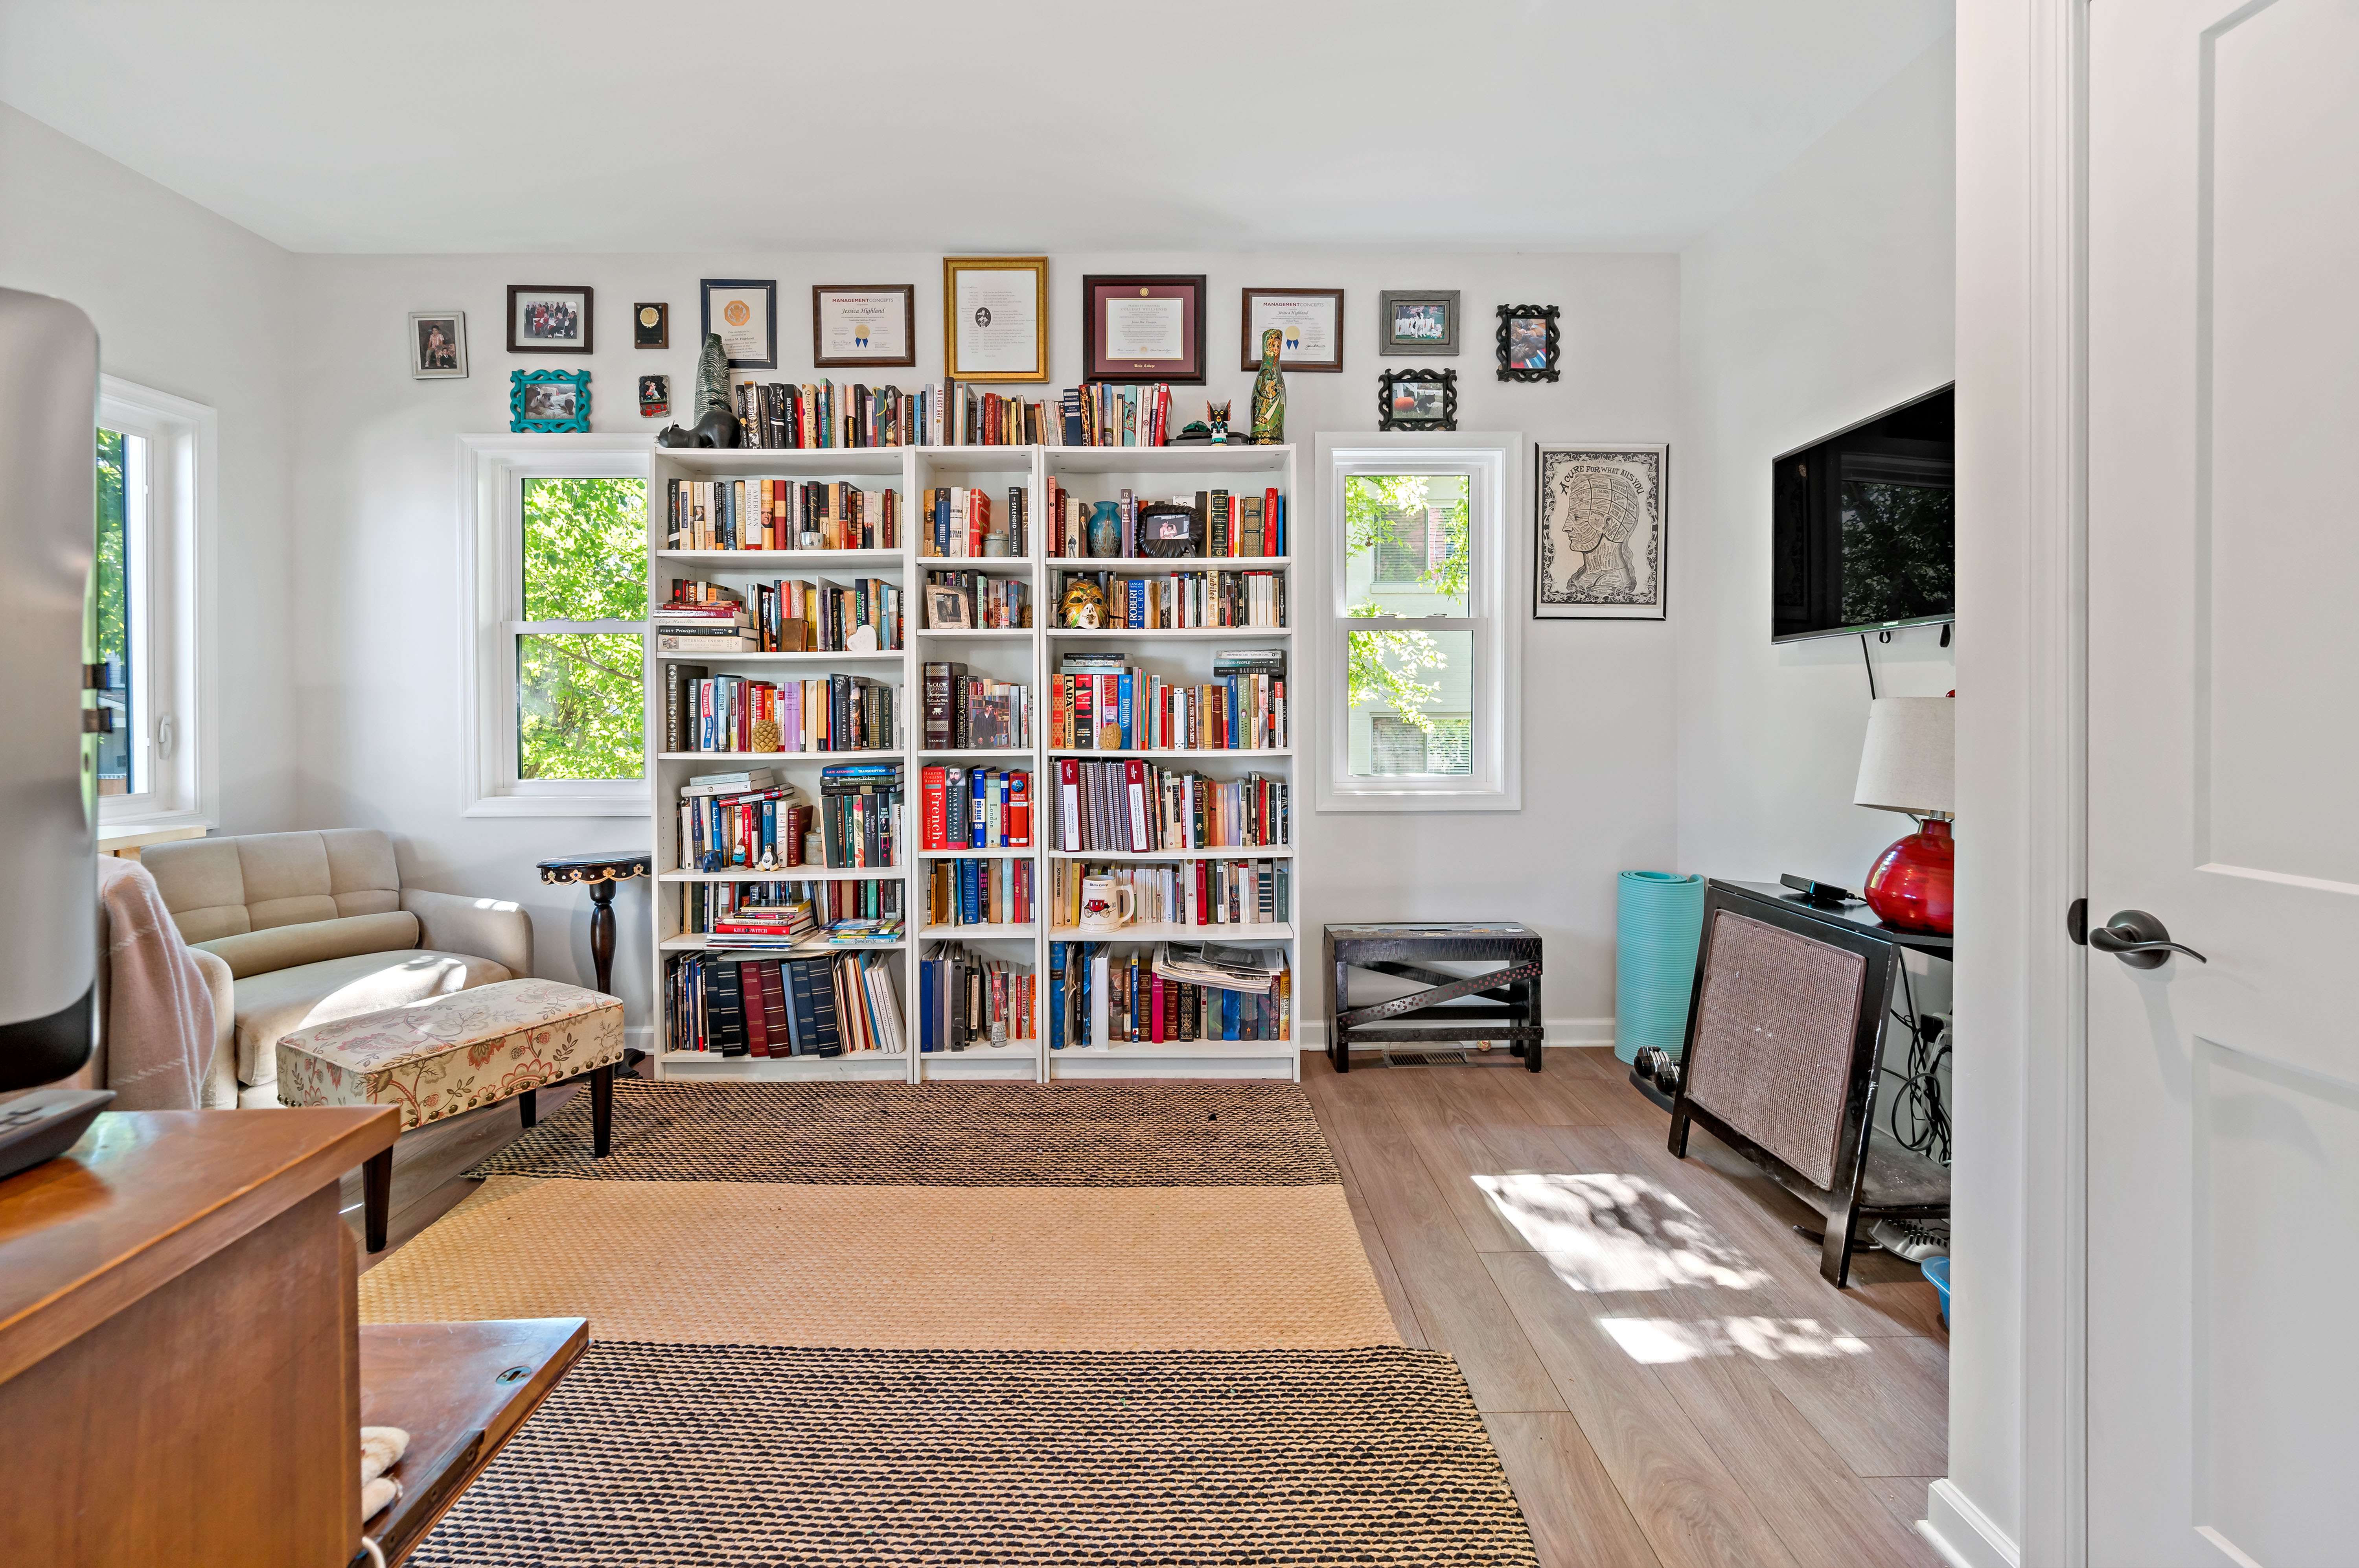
[1771,385,1953,642]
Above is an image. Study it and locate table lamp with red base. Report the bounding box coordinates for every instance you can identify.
[1854,696,1955,936]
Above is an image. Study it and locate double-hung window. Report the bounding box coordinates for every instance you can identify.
[94,377,213,826]
[1316,436,1520,810]
[463,439,650,815]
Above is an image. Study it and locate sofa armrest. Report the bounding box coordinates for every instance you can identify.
[400,888,533,979]
[188,946,239,1109]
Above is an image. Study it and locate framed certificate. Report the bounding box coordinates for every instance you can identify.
[1083,274,1206,383]
[1241,288,1344,372]
[943,256,1048,382]
[700,278,777,370]
[812,285,916,368]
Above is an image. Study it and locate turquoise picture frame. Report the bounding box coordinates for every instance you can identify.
[510,368,590,432]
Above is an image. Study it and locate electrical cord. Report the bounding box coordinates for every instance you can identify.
[1878,962,1952,1165]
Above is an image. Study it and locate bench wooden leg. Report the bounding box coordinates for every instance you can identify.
[518,1087,537,1128]
[591,1062,613,1157]
[363,1146,392,1254]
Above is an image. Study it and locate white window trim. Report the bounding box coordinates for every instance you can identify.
[458,434,651,818]
[1315,433,1523,812]
[96,375,216,832]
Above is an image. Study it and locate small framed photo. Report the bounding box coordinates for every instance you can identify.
[1497,304,1562,382]
[1535,444,1667,620]
[944,256,1049,382]
[510,369,590,433]
[639,374,670,419]
[1082,274,1207,384]
[701,278,778,370]
[506,286,593,353]
[926,585,972,629]
[1240,288,1343,373]
[1378,368,1457,432]
[1379,290,1459,357]
[634,302,668,349]
[813,285,916,368]
[408,310,466,379]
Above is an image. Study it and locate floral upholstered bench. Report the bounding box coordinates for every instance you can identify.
[276,977,624,1251]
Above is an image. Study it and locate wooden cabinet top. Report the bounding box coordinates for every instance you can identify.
[0,1107,396,1386]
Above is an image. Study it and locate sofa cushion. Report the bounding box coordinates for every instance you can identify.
[276,979,624,1131]
[198,911,420,980]
[229,948,512,1087]
[145,829,403,943]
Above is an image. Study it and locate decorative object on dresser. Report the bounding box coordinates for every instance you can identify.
[638,374,669,419]
[1376,367,1455,431]
[1495,303,1560,381]
[654,334,742,448]
[701,277,778,370]
[408,309,466,379]
[1853,694,1956,934]
[633,301,668,348]
[1665,879,1950,1286]
[813,285,916,368]
[1378,289,1459,355]
[1533,444,1667,619]
[1324,922,1544,1073]
[943,255,1048,382]
[1240,288,1344,373]
[506,284,592,353]
[1249,326,1288,443]
[510,368,589,433]
[1083,274,1207,384]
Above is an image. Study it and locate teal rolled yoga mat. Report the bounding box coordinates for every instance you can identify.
[1615,870,1707,1064]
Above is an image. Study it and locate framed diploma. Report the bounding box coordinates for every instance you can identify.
[700,278,778,370]
[812,285,916,368]
[1240,288,1344,373]
[1082,274,1206,384]
[943,256,1049,382]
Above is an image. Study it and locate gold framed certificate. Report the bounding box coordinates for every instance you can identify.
[943,256,1048,382]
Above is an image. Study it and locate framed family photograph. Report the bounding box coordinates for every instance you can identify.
[1379,290,1459,356]
[408,310,466,379]
[506,286,592,353]
[1497,304,1562,382]
[510,369,591,433]
[1378,368,1457,431]
[925,585,972,630]
[1535,444,1667,620]
[702,279,778,370]
[1240,287,1343,372]
[1083,274,1207,383]
[943,256,1048,382]
[634,302,668,348]
[812,285,916,368]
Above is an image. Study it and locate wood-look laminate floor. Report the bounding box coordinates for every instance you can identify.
[1304,1047,1947,1568]
[350,1050,1947,1568]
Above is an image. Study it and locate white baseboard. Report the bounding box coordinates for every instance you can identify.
[1920,1480,2020,1568]
[1294,1016,1614,1051]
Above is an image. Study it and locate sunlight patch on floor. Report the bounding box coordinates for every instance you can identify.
[1599,1315,1873,1365]
[1474,1172,1772,1290]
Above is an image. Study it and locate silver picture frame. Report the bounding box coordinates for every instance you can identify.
[1378,289,1460,357]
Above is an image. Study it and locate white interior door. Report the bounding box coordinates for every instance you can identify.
[2087,1,2359,1562]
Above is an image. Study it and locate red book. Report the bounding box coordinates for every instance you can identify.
[1194,860,1211,926]
[922,765,949,850]
[1007,770,1032,847]
[742,962,771,1057]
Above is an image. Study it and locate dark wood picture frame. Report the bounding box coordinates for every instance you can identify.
[506,285,593,354]
[1082,273,1207,384]
[633,302,668,349]
[1378,367,1457,432]
[1239,287,1345,373]
[811,285,917,369]
[700,278,779,371]
[1496,303,1562,382]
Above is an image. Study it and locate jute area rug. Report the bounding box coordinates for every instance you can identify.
[363,1080,1538,1565]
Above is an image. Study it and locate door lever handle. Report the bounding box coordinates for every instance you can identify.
[2089,909,2208,969]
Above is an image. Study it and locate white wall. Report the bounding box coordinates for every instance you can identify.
[0,102,300,832]
[284,251,1680,1039]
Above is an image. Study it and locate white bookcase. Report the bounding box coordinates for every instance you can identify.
[646,442,1298,1083]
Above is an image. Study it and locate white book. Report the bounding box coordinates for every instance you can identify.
[1088,950,1110,1047]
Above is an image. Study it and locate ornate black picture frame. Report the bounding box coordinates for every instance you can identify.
[1496,304,1561,382]
[1378,367,1457,431]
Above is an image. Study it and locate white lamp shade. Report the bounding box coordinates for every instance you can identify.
[1855,696,1954,815]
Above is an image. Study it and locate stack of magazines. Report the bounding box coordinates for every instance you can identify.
[1151,942,1285,994]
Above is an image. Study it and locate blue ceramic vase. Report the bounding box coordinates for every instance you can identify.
[1087,501,1122,558]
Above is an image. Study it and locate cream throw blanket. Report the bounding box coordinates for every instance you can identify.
[98,856,217,1109]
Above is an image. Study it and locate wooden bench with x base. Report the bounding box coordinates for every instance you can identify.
[1324,922,1544,1073]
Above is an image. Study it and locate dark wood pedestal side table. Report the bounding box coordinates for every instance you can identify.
[1324,922,1545,1073]
[537,852,651,1077]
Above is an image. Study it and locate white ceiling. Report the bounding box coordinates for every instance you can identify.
[0,0,1952,256]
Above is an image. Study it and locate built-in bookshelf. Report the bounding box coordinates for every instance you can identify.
[644,442,1298,1083]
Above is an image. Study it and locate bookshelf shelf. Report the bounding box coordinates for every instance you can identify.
[1047,847,1293,861]
[658,933,907,953]
[647,443,1296,1084]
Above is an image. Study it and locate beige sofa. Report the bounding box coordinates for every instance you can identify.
[142,829,532,1108]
